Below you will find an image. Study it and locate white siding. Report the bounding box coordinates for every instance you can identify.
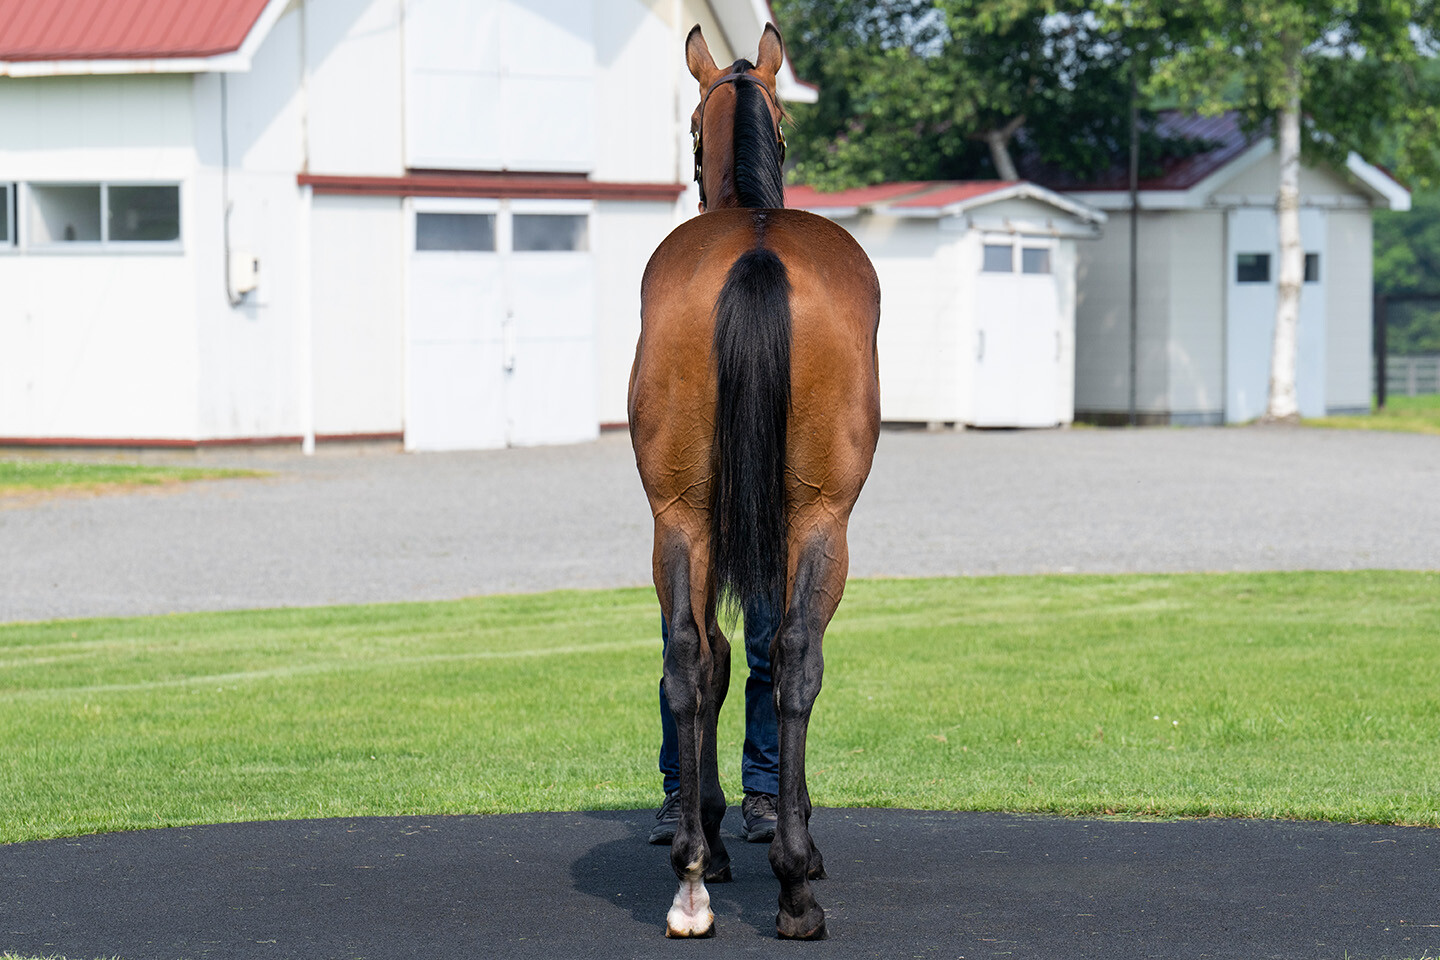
[1326,208,1374,412]
[311,195,406,435]
[405,0,596,172]
[1072,210,1171,415]
[191,6,309,439]
[864,214,966,422]
[594,200,675,424]
[0,73,199,440]
[1166,210,1225,421]
[306,0,405,177]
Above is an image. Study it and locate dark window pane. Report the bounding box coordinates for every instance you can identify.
[513,214,588,252]
[1236,253,1270,283]
[1,186,9,244]
[30,184,101,243]
[1021,247,1051,275]
[1304,252,1320,283]
[416,212,495,251]
[108,185,180,242]
[982,243,1012,273]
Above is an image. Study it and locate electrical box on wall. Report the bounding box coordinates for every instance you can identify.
[230,252,259,295]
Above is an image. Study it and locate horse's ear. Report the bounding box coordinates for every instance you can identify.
[755,22,784,78]
[686,25,719,86]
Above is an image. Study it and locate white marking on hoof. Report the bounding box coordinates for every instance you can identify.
[665,875,714,938]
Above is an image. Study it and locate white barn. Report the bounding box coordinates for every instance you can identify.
[787,181,1105,428]
[0,0,814,449]
[1033,113,1410,425]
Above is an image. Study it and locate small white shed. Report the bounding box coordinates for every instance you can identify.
[1028,112,1411,425]
[787,181,1105,428]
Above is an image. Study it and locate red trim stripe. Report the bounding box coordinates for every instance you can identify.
[299,171,685,203]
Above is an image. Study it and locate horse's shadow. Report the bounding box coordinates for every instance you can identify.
[568,809,782,940]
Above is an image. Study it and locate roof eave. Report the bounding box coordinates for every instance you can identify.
[0,0,288,77]
[1346,152,1411,211]
[709,0,818,103]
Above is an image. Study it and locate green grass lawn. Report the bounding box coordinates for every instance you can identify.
[1305,392,1440,434]
[0,460,258,496]
[2,571,1438,845]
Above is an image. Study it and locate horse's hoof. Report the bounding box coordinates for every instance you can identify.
[666,919,716,939]
[775,910,828,940]
[705,863,733,883]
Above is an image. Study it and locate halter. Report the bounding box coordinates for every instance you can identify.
[692,70,787,210]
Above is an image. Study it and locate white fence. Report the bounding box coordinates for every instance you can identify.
[1385,355,1440,396]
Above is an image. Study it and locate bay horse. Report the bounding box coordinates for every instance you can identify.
[627,22,881,941]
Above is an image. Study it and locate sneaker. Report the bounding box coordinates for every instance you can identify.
[648,791,681,844]
[741,792,778,843]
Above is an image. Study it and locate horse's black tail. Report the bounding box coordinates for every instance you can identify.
[711,245,792,625]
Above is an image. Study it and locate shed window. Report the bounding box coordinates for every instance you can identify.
[25,182,181,248]
[1021,247,1052,275]
[513,213,588,252]
[108,185,180,242]
[0,183,12,246]
[30,184,102,243]
[982,243,1013,273]
[1304,252,1320,283]
[416,212,496,251]
[1236,253,1270,283]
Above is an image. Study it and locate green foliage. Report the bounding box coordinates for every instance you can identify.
[771,0,1204,189]
[1098,1,1440,185]
[3,573,1440,844]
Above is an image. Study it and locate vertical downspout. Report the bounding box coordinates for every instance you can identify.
[298,0,316,455]
[1127,59,1140,427]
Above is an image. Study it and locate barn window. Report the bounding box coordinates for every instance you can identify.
[108,186,180,242]
[1304,253,1320,283]
[513,214,588,252]
[1235,253,1270,283]
[26,182,181,248]
[1021,247,1052,275]
[416,212,496,251]
[29,184,102,244]
[982,243,1013,273]
[0,183,12,246]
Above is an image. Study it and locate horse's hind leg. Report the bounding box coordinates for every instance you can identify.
[769,525,849,940]
[657,524,730,938]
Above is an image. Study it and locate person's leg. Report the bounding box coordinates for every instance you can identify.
[651,614,682,843]
[658,614,679,795]
[740,597,780,841]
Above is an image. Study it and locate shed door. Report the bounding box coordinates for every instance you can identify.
[1224,208,1326,422]
[406,199,596,451]
[972,238,1061,427]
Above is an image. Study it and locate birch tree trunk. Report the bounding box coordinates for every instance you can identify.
[1266,55,1303,422]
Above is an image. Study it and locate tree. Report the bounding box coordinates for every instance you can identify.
[771,0,1202,189]
[1099,1,1440,421]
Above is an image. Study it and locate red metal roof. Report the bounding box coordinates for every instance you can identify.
[787,180,1014,211]
[785,182,938,209]
[889,181,1018,209]
[0,0,271,62]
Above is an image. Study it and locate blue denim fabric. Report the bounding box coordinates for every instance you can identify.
[658,600,780,797]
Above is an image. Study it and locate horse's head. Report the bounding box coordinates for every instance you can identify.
[686,24,788,212]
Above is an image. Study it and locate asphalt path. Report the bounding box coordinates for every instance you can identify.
[4,425,1440,958]
[3,424,1438,623]
[5,809,1439,960]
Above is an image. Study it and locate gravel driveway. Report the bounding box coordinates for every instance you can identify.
[3,425,1437,623]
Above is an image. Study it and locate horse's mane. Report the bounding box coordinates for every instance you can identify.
[730,60,786,209]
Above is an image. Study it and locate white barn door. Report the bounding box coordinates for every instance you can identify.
[406,198,596,451]
[972,238,1062,427]
[1225,208,1327,422]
